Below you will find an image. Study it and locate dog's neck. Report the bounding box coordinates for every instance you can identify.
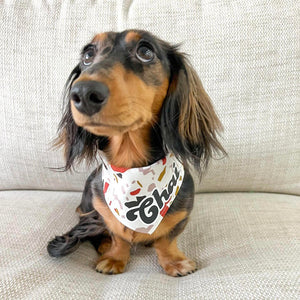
[106,124,164,168]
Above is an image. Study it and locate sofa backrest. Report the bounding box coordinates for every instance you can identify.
[0,1,299,195]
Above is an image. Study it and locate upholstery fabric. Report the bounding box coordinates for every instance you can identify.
[0,190,299,299]
[0,1,299,299]
[0,0,299,194]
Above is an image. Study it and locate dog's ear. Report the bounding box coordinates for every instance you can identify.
[55,64,108,171]
[160,46,226,172]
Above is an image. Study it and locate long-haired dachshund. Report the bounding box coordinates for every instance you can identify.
[47,29,225,277]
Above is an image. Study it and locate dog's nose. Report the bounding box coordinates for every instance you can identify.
[70,81,109,116]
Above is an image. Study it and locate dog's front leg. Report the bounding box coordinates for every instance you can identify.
[154,237,197,277]
[96,235,131,274]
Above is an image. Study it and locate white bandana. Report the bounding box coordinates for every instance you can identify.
[101,153,185,235]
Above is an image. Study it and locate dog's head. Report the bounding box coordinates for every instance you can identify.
[58,30,225,171]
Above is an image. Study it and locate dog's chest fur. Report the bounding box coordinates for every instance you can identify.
[92,196,187,243]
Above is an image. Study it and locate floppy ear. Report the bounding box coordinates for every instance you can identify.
[55,64,108,171]
[160,47,226,172]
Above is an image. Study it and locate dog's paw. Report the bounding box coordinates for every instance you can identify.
[96,257,127,275]
[162,258,197,277]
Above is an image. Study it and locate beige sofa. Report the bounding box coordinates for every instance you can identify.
[0,1,299,299]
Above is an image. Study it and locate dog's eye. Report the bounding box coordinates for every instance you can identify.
[136,45,154,63]
[82,49,95,66]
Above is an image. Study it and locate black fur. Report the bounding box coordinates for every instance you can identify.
[47,211,106,257]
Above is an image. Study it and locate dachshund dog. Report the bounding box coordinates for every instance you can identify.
[47,30,225,277]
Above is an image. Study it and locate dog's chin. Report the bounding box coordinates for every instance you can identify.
[78,118,146,136]
[83,125,130,136]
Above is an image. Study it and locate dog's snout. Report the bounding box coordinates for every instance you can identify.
[70,81,109,116]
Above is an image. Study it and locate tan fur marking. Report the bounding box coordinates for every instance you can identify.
[151,77,169,115]
[96,235,131,274]
[125,31,141,44]
[93,196,187,244]
[92,33,108,43]
[154,237,197,276]
[108,129,151,168]
[97,236,112,255]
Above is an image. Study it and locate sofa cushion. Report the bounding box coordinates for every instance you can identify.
[0,1,299,194]
[0,190,299,299]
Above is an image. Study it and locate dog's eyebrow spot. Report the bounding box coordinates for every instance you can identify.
[125,31,142,44]
[92,33,108,43]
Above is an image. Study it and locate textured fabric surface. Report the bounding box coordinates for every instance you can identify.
[0,1,299,194]
[0,190,299,299]
[1,2,299,298]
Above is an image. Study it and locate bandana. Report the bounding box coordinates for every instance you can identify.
[101,153,185,235]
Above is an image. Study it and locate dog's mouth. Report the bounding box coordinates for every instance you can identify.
[70,100,148,135]
[82,118,145,135]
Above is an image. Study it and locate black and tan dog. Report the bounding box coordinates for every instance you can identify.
[48,30,225,277]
